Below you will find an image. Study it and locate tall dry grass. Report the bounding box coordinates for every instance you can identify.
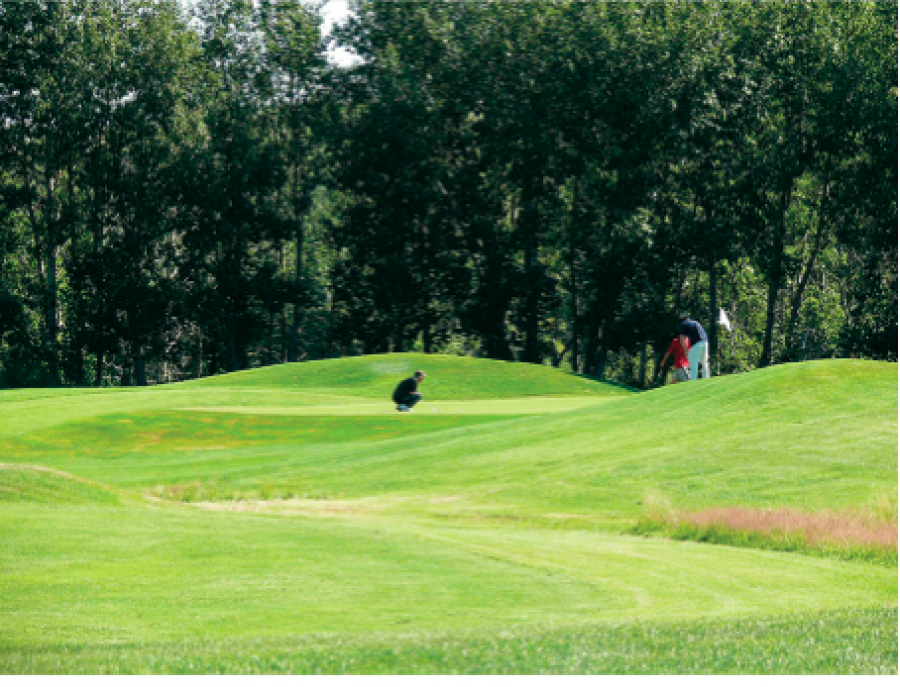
[675,506,897,551]
[634,497,898,564]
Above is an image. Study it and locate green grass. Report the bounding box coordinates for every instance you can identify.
[3,359,895,518]
[2,502,895,648]
[0,465,121,506]
[180,352,639,399]
[0,354,896,673]
[2,607,895,674]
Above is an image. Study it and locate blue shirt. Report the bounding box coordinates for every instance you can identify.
[679,319,707,347]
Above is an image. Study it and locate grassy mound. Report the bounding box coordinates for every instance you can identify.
[0,464,120,506]
[171,359,892,518]
[2,359,895,519]
[182,353,637,399]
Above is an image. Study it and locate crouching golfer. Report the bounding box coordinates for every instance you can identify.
[392,370,426,412]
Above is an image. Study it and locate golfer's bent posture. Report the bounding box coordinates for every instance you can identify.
[393,370,426,412]
[659,334,691,383]
[679,314,710,380]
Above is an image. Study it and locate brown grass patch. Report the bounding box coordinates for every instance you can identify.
[672,506,897,551]
[187,495,418,517]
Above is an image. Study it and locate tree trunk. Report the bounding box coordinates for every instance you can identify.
[582,328,595,376]
[638,340,648,388]
[197,330,204,379]
[595,342,607,379]
[708,255,718,377]
[569,316,579,373]
[759,190,789,368]
[71,347,85,387]
[518,183,542,364]
[227,334,239,372]
[568,180,579,373]
[521,228,540,363]
[94,351,103,388]
[760,269,781,368]
[785,182,830,356]
[134,352,148,387]
[42,245,60,385]
[289,211,304,362]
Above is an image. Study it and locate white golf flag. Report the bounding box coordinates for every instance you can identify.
[718,308,732,331]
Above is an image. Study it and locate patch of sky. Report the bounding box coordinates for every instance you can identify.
[177,0,359,67]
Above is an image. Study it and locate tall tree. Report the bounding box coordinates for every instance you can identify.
[0,0,77,384]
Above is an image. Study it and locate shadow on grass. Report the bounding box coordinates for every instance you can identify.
[571,374,642,394]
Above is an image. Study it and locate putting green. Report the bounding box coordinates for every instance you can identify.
[182,397,614,416]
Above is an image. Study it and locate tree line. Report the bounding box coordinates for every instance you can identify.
[0,0,896,389]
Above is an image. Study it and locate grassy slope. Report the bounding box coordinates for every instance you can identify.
[0,465,121,506]
[0,355,896,673]
[4,358,894,520]
[180,353,639,399]
[0,353,628,439]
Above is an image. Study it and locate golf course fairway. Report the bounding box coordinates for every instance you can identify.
[1,354,896,674]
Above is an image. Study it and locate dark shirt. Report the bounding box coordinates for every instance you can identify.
[679,319,708,347]
[392,376,419,402]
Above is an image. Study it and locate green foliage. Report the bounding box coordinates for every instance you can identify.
[2,1,895,388]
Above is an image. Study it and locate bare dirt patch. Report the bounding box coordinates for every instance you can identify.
[184,495,421,517]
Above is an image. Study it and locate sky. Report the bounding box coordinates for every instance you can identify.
[319,0,351,31]
[177,0,358,66]
[318,0,357,67]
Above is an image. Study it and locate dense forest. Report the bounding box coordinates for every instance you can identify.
[0,0,896,389]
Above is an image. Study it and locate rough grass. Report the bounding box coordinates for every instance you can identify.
[1,607,895,674]
[632,501,898,566]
